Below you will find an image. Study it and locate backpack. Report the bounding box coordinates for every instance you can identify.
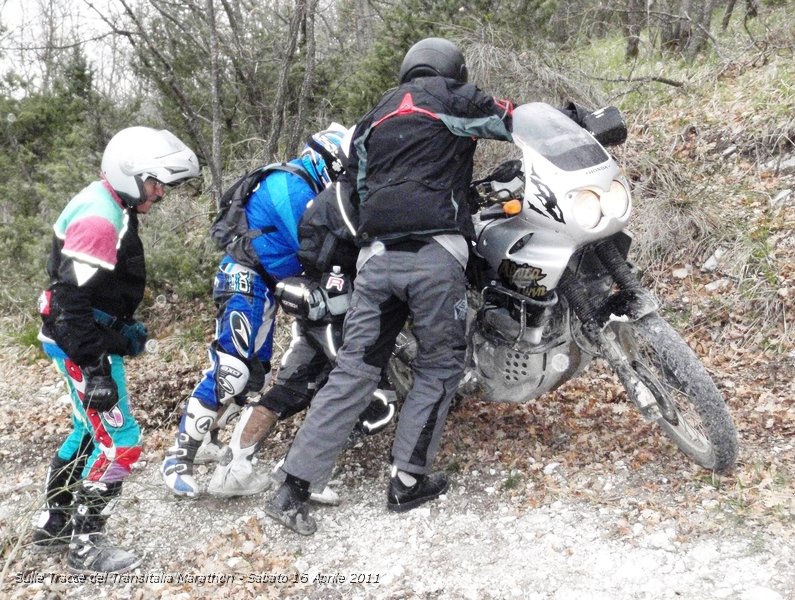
[298,180,359,278]
[210,162,321,274]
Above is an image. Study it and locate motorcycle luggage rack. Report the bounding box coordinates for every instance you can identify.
[478,283,558,348]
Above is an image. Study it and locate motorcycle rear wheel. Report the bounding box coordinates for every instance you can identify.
[612,313,738,473]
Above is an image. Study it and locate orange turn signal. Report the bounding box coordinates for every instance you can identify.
[503,200,522,216]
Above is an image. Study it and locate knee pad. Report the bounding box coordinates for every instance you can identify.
[257,384,312,420]
[244,359,273,395]
[180,397,219,442]
[214,350,250,404]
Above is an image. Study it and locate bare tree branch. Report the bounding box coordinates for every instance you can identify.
[112,0,214,186]
[207,0,222,199]
[581,73,685,88]
[266,0,304,159]
[288,0,319,155]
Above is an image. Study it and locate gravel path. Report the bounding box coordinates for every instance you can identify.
[1,350,793,600]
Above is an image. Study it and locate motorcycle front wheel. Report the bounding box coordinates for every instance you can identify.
[611,313,738,474]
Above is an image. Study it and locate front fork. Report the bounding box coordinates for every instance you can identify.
[557,238,662,422]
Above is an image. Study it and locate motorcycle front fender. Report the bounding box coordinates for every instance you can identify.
[597,288,659,326]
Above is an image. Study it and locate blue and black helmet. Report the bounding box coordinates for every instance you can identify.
[301,123,349,188]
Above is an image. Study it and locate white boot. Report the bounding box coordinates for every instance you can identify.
[161,398,218,498]
[207,405,276,498]
[193,434,224,465]
[194,402,243,464]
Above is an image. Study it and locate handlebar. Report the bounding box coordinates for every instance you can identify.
[471,159,525,209]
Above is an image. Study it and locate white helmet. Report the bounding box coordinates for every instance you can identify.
[101,126,200,206]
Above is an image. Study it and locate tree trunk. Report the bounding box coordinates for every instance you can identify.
[722,0,737,30]
[207,0,222,199]
[288,0,319,157]
[685,0,719,60]
[623,0,645,60]
[266,0,306,159]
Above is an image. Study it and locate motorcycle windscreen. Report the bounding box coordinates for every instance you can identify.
[512,103,610,171]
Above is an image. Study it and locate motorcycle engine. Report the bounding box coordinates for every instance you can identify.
[470,285,589,403]
[471,306,586,403]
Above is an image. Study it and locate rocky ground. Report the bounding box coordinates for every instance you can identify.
[1,168,793,600]
[0,325,792,600]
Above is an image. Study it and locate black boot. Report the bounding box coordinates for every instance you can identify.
[387,469,449,513]
[31,509,72,551]
[66,482,141,574]
[31,451,88,551]
[264,475,316,535]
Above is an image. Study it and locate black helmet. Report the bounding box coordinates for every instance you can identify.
[398,37,468,84]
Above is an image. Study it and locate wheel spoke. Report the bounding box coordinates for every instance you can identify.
[618,323,714,456]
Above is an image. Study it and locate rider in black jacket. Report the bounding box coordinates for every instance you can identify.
[265,37,514,534]
[206,175,397,501]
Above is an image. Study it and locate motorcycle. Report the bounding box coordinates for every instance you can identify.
[388,102,738,474]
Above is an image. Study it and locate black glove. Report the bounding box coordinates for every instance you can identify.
[81,356,119,412]
[120,320,148,356]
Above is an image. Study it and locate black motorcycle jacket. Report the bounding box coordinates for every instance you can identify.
[298,180,359,280]
[39,181,146,367]
[348,76,513,244]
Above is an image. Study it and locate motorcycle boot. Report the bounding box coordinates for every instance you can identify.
[264,475,316,536]
[161,397,217,497]
[387,467,449,513]
[31,452,87,552]
[207,405,277,498]
[32,509,71,551]
[271,457,340,506]
[194,401,243,465]
[67,482,141,575]
[193,430,224,465]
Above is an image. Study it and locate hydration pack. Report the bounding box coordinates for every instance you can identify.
[209,162,321,271]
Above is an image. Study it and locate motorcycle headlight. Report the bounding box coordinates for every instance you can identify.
[600,179,630,219]
[573,190,602,229]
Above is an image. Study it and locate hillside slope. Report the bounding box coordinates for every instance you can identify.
[1,24,794,600]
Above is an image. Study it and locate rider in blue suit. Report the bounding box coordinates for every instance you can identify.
[162,125,347,498]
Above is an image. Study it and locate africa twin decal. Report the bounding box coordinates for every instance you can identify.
[498,261,549,298]
[526,164,565,224]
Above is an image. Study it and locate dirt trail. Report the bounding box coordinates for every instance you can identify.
[0,351,792,599]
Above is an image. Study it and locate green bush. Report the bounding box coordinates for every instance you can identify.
[140,190,218,302]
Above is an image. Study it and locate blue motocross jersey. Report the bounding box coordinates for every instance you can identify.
[244,158,320,281]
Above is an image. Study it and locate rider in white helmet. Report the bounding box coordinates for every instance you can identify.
[33,126,199,574]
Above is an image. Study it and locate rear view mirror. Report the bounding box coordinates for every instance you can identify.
[487,159,523,183]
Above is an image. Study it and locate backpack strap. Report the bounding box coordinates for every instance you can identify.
[262,161,323,196]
